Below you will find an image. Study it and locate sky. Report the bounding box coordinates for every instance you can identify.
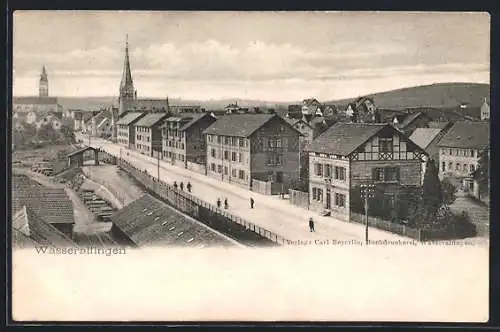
[13,11,490,101]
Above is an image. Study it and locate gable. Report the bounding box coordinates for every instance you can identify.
[355,125,425,155]
[252,115,303,138]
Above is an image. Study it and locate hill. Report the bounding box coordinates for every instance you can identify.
[327,83,490,109]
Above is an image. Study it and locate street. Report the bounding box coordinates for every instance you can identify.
[81,134,409,243]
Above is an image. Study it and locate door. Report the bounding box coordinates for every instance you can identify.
[326,189,331,209]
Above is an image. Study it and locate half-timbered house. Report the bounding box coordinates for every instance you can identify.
[308,123,427,221]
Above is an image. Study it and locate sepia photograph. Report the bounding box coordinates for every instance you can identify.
[11,11,490,322]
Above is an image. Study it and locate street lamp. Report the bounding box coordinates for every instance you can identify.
[360,183,376,245]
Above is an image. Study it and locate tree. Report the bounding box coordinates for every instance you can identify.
[37,123,59,142]
[421,159,442,221]
[441,177,457,206]
[475,148,490,197]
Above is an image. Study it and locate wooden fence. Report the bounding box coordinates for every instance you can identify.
[116,158,288,246]
[350,211,477,241]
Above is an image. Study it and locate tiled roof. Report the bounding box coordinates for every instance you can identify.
[12,175,74,225]
[67,146,98,157]
[178,113,214,131]
[309,123,390,155]
[409,128,444,150]
[13,96,59,105]
[116,112,145,125]
[437,121,490,149]
[110,194,233,247]
[135,113,169,127]
[203,114,278,137]
[12,205,75,248]
[397,112,431,129]
[282,116,299,126]
[428,121,452,129]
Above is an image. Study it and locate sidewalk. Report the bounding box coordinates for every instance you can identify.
[88,137,409,243]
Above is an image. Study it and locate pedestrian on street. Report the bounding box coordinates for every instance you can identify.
[250,197,254,209]
[217,197,221,208]
[224,198,228,209]
[187,182,192,192]
[309,217,315,232]
[180,182,184,191]
[173,181,178,189]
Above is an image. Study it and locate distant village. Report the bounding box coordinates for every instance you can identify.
[12,36,490,249]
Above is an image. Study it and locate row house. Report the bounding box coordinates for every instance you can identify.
[134,112,170,157]
[203,114,302,190]
[160,113,216,166]
[437,121,489,191]
[116,112,146,149]
[308,123,427,221]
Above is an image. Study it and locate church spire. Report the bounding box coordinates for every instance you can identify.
[120,34,134,93]
[39,65,49,97]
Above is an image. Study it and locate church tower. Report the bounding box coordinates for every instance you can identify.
[39,65,49,97]
[119,35,136,115]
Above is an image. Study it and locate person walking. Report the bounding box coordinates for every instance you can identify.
[224,198,228,209]
[250,197,254,209]
[309,217,315,232]
[217,197,221,208]
[173,181,178,189]
[187,182,192,192]
[180,182,184,191]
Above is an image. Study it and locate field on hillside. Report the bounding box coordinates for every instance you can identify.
[328,83,490,109]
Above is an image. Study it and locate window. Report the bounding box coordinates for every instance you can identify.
[231,152,237,161]
[267,153,283,166]
[324,164,331,177]
[239,138,244,147]
[211,148,216,158]
[239,170,245,179]
[448,162,452,170]
[225,136,230,145]
[334,167,346,181]
[315,163,323,176]
[379,138,393,153]
[335,193,346,207]
[208,135,212,143]
[217,165,222,173]
[211,163,215,171]
[449,148,452,155]
[470,164,475,172]
[442,161,446,172]
[456,163,460,171]
[463,164,468,172]
[224,166,228,175]
[373,167,399,182]
[181,143,185,150]
[238,153,242,163]
[471,149,475,158]
[231,169,237,177]
[224,151,229,160]
[217,136,222,144]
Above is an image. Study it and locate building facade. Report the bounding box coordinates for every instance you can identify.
[204,114,302,190]
[116,112,146,149]
[438,121,489,191]
[308,123,426,221]
[134,113,170,156]
[161,113,216,167]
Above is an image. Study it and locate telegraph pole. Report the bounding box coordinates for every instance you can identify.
[360,184,376,245]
